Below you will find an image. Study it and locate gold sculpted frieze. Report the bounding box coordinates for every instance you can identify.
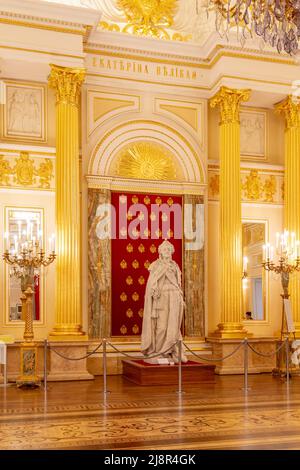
[0,152,54,189]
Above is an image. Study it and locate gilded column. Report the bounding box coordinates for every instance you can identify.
[210,86,250,338]
[276,96,300,336]
[48,64,86,339]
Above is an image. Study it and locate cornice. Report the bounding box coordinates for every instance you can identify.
[0,0,101,32]
[85,41,297,71]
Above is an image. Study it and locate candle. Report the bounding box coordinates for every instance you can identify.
[17,221,21,240]
[276,232,280,251]
[4,232,9,250]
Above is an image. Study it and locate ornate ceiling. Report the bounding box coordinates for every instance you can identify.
[41,0,214,44]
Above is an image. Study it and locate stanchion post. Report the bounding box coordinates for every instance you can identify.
[243,338,249,392]
[3,344,7,386]
[176,340,184,395]
[286,337,290,386]
[103,338,110,395]
[44,339,47,391]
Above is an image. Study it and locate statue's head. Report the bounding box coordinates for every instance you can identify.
[158,240,174,261]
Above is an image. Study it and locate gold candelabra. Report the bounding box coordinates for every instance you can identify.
[2,232,56,386]
[262,231,300,340]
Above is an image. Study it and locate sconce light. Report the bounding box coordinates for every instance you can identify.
[242,256,248,289]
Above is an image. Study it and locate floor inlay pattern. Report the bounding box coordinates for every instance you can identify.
[1,375,300,449]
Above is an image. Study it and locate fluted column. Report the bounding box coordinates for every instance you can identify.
[210,86,250,338]
[276,96,300,336]
[48,64,86,339]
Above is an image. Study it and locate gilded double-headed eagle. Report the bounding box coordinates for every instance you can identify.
[118,0,177,27]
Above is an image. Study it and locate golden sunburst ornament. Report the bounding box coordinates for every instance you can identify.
[118,0,177,39]
[116,142,176,181]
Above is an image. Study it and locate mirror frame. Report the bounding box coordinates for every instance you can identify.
[242,218,269,324]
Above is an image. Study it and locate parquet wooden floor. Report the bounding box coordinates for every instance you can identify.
[1,374,300,450]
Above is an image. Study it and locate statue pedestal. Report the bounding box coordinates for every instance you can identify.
[122,359,215,386]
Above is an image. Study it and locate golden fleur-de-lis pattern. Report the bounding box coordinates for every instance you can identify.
[111,192,182,336]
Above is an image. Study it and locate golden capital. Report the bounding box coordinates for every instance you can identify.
[210,86,251,125]
[48,64,85,107]
[275,95,300,130]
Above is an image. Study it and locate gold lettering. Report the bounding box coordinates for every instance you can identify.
[186,70,190,79]
[192,71,197,80]
[144,65,149,74]
[164,66,168,76]
[92,57,97,67]
[107,60,111,70]
[157,66,161,75]
[180,70,184,78]
[120,61,125,71]
[126,62,131,72]
[100,58,105,68]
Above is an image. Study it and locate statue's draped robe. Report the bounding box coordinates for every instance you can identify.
[141,259,185,360]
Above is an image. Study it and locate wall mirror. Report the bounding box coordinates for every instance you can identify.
[5,208,43,323]
[242,221,267,322]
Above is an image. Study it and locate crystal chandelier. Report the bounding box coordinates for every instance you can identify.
[209,0,300,54]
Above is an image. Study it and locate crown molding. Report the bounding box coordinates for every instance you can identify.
[0,0,102,29]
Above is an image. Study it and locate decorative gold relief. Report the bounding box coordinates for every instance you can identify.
[132,195,139,204]
[138,308,144,317]
[209,174,220,196]
[115,142,176,181]
[132,324,139,334]
[120,325,128,335]
[126,243,133,253]
[275,95,300,129]
[281,181,285,201]
[167,197,173,206]
[99,19,191,42]
[0,155,11,185]
[242,170,263,200]
[138,244,145,253]
[126,308,134,318]
[138,276,145,285]
[14,151,35,186]
[150,244,157,253]
[208,166,283,205]
[155,196,162,205]
[132,259,140,269]
[132,292,139,301]
[210,86,251,124]
[0,152,54,189]
[120,292,128,302]
[144,195,150,205]
[117,0,177,39]
[48,64,85,107]
[126,276,133,285]
[36,159,53,189]
[120,259,127,269]
[263,175,276,203]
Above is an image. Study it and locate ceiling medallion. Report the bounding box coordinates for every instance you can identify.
[209,0,300,54]
[117,0,178,39]
[116,142,176,181]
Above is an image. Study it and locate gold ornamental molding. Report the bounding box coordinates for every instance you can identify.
[113,141,177,180]
[275,95,300,130]
[48,64,86,107]
[210,86,251,125]
[0,151,54,190]
[208,165,284,204]
[117,0,177,39]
